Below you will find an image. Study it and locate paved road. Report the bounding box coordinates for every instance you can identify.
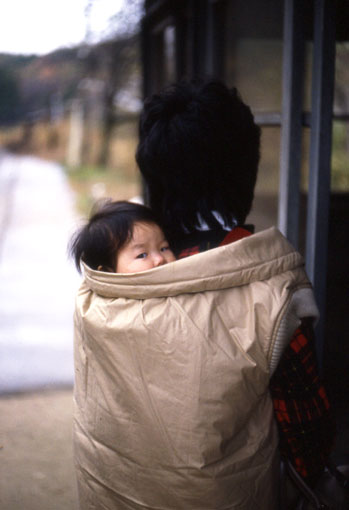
[0,151,81,393]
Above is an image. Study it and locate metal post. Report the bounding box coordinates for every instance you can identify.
[305,0,336,366]
[206,0,215,76]
[191,0,208,77]
[278,0,305,249]
[140,17,151,98]
[175,9,186,81]
[206,0,226,79]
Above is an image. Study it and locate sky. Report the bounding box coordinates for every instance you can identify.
[0,0,123,55]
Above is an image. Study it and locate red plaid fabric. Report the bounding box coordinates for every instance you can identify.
[178,227,334,485]
[178,245,200,258]
[270,323,334,485]
[218,227,252,246]
[177,228,252,260]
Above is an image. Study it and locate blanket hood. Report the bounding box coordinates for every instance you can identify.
[82,227,304,299]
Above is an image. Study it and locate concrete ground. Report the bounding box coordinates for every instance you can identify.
[0,151,80,509]
[0,151,81,393]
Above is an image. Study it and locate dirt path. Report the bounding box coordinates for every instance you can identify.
[0,389,78,510]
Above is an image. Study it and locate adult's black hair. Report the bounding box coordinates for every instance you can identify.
[69,200,161,273]
[136,80,261,244]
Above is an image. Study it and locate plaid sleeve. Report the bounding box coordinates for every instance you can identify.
[269,322,335,486]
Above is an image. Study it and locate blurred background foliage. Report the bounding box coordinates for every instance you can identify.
[0,1,348,218]
[0,0,144,214]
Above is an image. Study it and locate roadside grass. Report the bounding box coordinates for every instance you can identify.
[332,122,349,191]
[0,115,143,219]
[63,117,142,217]
[64,164,142,217]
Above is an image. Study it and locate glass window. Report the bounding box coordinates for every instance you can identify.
[224,0,283,112]
[225,38,283,112]
[332,42,349,192]
[164,25,176,84]
[331,121,349,192]
[223,0,284,232]
[246,127,280,231]
[148,24,177,93]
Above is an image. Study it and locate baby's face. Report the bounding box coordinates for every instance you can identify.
[116,222,176,273]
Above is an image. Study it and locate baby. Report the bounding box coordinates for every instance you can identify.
[70,200,176,273]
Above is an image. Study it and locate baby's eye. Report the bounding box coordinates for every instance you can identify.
[160,245,170,252]
[136,252,147,259]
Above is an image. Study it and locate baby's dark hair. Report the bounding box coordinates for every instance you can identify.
[69,200,161,273]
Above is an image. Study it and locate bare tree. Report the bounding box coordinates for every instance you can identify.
[82,0,143,166]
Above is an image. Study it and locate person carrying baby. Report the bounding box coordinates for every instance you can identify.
[71,190,319,508]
